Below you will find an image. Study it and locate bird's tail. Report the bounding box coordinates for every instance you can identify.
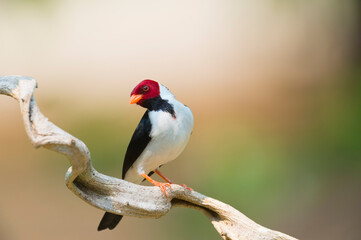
[97,212,123,231]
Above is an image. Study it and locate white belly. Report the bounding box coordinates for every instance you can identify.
[124,103,193,184]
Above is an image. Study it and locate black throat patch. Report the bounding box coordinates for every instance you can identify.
[142,96,176,118]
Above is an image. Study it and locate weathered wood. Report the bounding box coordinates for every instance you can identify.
[0,75,298,240]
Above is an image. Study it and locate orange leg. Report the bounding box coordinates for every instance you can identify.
[154,170,193,191]
[154,169,174,184]
[141,173,171,198]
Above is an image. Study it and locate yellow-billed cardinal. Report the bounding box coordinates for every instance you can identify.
[97,79,194,231]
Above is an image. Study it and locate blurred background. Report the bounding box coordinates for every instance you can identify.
[0,0,360,239]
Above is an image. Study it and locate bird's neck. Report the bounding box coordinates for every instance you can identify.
[142,96,176,118]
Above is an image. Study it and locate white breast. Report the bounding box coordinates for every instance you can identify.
[124,98,193,184]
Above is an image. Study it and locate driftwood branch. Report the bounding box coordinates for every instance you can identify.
[0,75,297,240]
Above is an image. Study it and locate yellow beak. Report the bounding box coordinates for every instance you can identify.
[129,94,143,104]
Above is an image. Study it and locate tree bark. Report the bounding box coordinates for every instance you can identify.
[0,75,298,240]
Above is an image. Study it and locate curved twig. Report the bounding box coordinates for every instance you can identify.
[0,75,297,240]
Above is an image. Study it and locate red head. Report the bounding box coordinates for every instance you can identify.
[129,79,160,105]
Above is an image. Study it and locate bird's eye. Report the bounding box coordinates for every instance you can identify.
[142,86,149,92]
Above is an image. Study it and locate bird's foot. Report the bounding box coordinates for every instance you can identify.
[180,184,193,191]
[153,181,172,198]
[141,173,172,198]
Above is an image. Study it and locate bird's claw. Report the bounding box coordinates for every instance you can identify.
[156,182,172,198]
[180,184,193,191]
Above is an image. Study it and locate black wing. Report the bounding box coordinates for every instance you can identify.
[122,110,152,179]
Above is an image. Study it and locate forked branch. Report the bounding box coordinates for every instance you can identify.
[0,76,297,240]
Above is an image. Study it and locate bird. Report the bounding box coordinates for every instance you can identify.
[97,79,194,231]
